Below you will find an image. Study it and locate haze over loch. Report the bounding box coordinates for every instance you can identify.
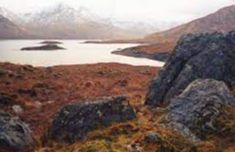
[0,40,163,67]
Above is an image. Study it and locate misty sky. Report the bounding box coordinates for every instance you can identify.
[0,0,235,23]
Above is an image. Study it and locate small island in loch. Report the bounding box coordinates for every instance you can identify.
[21,44,66,51]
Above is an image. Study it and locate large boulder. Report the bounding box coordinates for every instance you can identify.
[48,96,136,143]
[0,111,34,151]
[145,31,235,106]
[164,79,235,141]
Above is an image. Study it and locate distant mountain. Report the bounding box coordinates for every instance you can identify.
[4,4,235,40]
[145,5,235,43]
[112,21,160,36]
[0,4,180,40]
[20,4,138,39]
[23,4,98,26]
[0,7,23,24]
[0,15,26,39]
[112,21,182,37]
[0,4,148,39]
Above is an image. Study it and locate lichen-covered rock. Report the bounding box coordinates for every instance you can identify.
[164,79,235,141]
[48,96,136,143]
[0,111,34,151]
[146,31,235,106]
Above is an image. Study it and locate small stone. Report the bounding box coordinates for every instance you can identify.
[46,100,55,104]
[34,101,42,108]
[144,132,163,143]
[127,143,142,152]
[12,105,24,114]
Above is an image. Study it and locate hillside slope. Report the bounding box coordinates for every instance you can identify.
[0,15,27,39]
[145,5,235,43]
[114,5,235,61]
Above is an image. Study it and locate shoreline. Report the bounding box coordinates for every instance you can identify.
[0,61,161,69]
[112,48,170,62]
[111,42,174,62]
[83,38,147,44]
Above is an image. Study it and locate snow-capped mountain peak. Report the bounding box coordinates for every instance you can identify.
[0,4,162,39]
[23,3,99,25]
[0,7,23,23]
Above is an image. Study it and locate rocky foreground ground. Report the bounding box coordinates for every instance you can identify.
[2,31,235,152]
[0,63,159,152]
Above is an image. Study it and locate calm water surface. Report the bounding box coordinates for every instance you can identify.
[0,40,164,67]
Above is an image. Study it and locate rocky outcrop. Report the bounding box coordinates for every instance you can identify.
[48,96,136,143]
[164,79,235,141]
[146,31,235,106]
[0,111,34,151]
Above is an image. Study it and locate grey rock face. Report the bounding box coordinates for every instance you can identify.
[145,31,235,106]
[48,96,136,143]
[164,79,235,140]
[0,111,34,151]
[144,132,164,143]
